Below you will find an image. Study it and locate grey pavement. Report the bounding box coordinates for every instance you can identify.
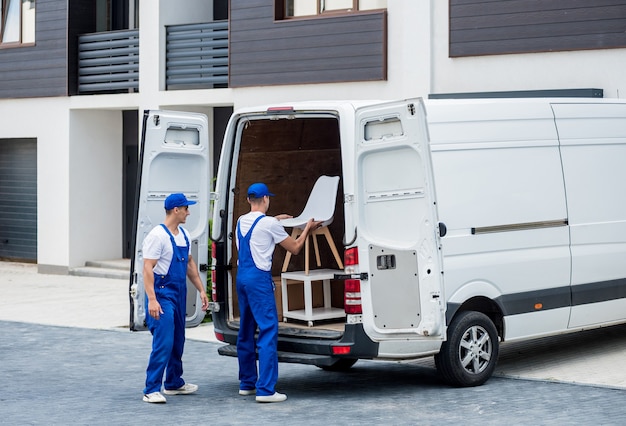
[2,261,626,424]
[4,320,626,425]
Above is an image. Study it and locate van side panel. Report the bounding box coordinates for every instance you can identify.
[553,103,626,328]
[427,101,571,340]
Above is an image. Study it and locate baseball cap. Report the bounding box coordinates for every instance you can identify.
[247,182,275,198]
[164,193,197,210]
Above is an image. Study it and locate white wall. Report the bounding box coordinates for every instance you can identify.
[0,97,71,271]
[68,110,123,268]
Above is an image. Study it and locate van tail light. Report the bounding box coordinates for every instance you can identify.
[344,246,358,267]
[267,106,295,114]
[211,241,217,302]
[344,279,362,314]
[343,247,362,314]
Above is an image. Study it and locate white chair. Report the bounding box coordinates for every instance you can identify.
[281,175,344,275]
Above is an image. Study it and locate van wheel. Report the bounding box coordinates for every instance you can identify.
[435,311,499,387]
[318,358,358,371]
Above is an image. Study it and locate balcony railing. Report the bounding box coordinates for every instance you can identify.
[77,21,228,94]
[166,20,228,90]
[78,29,139,94]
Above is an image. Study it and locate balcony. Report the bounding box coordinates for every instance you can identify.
[78,29,140,94]
[166,21,229,90]
[77,21,228,94]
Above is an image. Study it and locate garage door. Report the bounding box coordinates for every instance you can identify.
[0,139,37,261]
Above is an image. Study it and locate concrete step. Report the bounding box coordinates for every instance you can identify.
[69,259,130,280]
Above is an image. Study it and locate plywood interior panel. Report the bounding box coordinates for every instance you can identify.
[232,118,345,276]
[228,116,346,327]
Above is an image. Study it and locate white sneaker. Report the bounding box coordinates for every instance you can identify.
[163,383,198,395]
[143,392,167,403]
[239,389,256,396]
[256,392,287,403]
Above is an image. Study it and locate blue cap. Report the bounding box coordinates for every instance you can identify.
[164,193,197,210]
[247,182,275,198]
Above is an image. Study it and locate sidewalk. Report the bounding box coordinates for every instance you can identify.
[1,261,625,390]
[0,261,218,343]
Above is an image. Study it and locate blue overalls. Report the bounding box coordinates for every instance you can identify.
[236,215,279,396]
[143,224,190,394]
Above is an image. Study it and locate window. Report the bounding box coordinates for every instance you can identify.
[283,0,386,18]
[165,126,200,146]
[96,0,138,32]
[364,117,403,141]
[0,0,35,45]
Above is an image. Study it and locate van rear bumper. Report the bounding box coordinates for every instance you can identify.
[218,344,340,366]
[215,323,379,365]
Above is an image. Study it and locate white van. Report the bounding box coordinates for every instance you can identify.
[130,98,626,387]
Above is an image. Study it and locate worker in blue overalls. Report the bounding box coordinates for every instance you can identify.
[142,193,209,404]
[236,182,321,403]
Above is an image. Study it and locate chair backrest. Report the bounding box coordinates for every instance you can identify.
[298,175,340,224]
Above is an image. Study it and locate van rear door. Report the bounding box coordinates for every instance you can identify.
[354,99,445,340]
[130,110,210,331]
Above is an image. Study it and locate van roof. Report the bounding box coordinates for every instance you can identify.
[234,97,626,115]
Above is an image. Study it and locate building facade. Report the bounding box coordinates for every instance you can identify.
[0,0,625,273]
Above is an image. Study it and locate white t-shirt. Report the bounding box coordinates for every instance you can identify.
[236,212,289,271]
[142,225,192,275]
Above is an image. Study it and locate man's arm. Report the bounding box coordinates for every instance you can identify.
[279,218,322,255]
[143,258,163,320]
[187,255,209,311]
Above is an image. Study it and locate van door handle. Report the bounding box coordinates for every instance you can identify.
[438,222,447,237]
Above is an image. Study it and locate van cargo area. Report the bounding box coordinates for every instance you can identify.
[224,115,348,336]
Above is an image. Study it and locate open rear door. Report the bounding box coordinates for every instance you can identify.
[130,110,210,331]
[355,99,445,341]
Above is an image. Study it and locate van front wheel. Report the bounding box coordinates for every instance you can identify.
[435,311,499,387]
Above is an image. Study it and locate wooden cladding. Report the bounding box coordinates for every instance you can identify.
[450,0,626,57]
[0,0,69,98]
[229,0,387,87]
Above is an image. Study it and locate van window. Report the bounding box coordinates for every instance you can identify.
[164,126,200,146]
[364,117,403,141]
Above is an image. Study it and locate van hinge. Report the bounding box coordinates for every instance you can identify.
[333,272,368,281]
[199,264,209,272]
[209,192,219,201]
[344,194,354,203]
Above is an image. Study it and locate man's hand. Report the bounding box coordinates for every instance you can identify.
[279,218,324,255]
[148,298,164,320]
[200,292,209,311]
[305,218,324,232]
[275,214,293,220]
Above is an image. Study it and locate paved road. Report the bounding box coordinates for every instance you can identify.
[2,320,626,426]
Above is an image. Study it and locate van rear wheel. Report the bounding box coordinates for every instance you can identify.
[435,311,499,387]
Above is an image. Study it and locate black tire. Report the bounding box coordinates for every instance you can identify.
[317,358,358,371]
[435,311,499,387]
